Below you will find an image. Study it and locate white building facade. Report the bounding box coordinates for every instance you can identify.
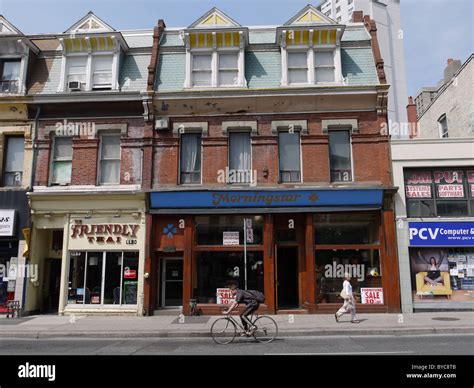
[320,0,408,135]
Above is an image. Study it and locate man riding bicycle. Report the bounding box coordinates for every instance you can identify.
[222,282,263,336]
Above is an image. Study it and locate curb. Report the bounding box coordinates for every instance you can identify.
[1,327,473,339]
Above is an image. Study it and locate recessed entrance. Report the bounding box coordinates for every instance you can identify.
[276,246,299,309]
[161,258,183,308]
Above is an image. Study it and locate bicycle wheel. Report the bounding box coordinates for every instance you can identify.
[252,316,278,343]
[211,318,237,345]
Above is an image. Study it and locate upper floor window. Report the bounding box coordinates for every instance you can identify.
[2,136,24,187]
[180,133,202,184]
[329,129,352,182]
[438,114,448,138]
[288,52,308,84]
[192,54,212,87]
[228,132,251,184]
[218,53,239,86]
[190,51,242,88]
[0,60,20,93]
[278,131,301,183]
[50,137,73,185]
[315,51,335,82]
[64,54,115,92]
[98,133,121,185]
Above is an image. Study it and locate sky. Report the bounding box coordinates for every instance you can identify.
[0,0,472,96]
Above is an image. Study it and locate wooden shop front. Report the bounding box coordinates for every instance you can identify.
[145,189,401,315]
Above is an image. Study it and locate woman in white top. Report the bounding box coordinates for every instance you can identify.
[335,272,359,323]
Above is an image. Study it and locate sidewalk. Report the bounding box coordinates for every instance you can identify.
[1,311,473,339]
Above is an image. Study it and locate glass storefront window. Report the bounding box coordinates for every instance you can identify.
[193,251,264,304]
[409,248,474,303]
[315,250,382,304]
[314,213,379,245]
[195,215,264,245]
[67,251,139,306]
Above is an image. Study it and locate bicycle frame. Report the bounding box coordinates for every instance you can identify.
[224,313,258,332]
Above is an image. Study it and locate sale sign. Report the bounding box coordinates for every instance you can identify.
[437,184,464,198]
[216,288,234,305]
[405,185,431,198]
[361,288,384,304]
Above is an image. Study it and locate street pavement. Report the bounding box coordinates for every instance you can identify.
[0,311,473,339]
[0,334,472,355]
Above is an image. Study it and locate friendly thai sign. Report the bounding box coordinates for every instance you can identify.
[409,222,474,246]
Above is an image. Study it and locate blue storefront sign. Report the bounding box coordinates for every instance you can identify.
[409,222,474,247]
[150,189,383,209]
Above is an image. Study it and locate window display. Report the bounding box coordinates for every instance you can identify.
[409,248,474,302]
[195,215,263,245]
[315,250,382,304]
[67,250,139,305]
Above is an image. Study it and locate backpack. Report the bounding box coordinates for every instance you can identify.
[248,290,265,303]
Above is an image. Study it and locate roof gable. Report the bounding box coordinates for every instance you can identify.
[284,4,336,26]
[0,15,23,35]
[188,7,241,28]
[64,11,115,33]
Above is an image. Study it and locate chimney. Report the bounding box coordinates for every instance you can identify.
[406,96,418,138]
[352,11,364,23]
[443,58,461,83]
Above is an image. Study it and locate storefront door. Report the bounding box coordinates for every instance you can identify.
[276,246,299,309]
[161,258,183,308]
[43,259,62,313]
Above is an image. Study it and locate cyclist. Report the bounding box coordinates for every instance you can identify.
[222,283,262,336]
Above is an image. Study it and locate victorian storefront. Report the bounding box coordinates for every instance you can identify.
[147,188,400,315]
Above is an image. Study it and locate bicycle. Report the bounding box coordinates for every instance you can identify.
[211,313,278,344]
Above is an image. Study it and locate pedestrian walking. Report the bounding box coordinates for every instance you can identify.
[335,273,360,323]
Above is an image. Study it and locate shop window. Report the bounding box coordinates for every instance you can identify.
[278,131,301,183]
[1,60,21,93]
[409,248,474,303]
[2,136,24,187]
[314,213,379,245]
[179,133,202,184]
[50,136,72,185]
[67,251,138,305]
[99,133,121,185]
[228,132,251,184]
[195,215,264,245]
[193,251,264,304]
[315,249,382,304]
[329,129,352,182]
[404,168,474,217]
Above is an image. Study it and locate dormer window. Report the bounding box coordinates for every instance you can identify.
[183,8,247,89]
[58,12,128,93]
[279,5,344,87]
[0,60,20,93]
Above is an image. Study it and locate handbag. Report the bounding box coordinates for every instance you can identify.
[339,289,348,300]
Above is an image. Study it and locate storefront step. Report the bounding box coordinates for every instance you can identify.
[153,309,182,316]
[276,309,309,315]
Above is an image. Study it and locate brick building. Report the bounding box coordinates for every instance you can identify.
[146,6,401,315]
[24,12,153,315]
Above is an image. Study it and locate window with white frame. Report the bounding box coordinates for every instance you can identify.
[315,50,335,82]
[218,53,239,86]
[92,55,113,89]
[278,131,301,183]
[229,132,251,184]
[192,54,212,87]
[1,60,21,93]
[288,52,308,84]
[51,136,73,185]
[438,114,449,138]
[99,133,121,184]
[66,56,87,89]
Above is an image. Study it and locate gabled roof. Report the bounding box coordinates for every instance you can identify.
[0,15,24,35]
[284,4,336,26]
[188,7,241,29]
[64,11,115,33]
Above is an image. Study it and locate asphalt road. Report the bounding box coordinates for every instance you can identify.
[0,334,472,355]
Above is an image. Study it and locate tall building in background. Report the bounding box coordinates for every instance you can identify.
[319,0,408,134]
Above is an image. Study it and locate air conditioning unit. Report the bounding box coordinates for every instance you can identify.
[155,117,169,131]
[68,81,82,91]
